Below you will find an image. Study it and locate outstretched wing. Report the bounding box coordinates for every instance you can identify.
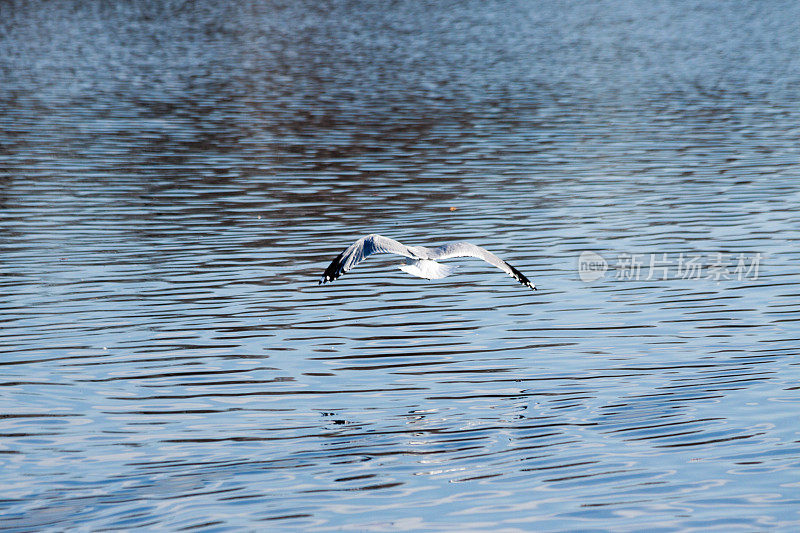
[319,234,420,284]
[429,242,536,290]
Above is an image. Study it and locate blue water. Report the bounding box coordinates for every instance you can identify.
[2,1,800,531]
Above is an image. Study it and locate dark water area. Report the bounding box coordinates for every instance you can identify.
[2,1,800,530]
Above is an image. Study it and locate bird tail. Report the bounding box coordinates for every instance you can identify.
[397,259,458,280]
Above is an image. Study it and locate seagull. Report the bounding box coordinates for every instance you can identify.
[319,234,535,291]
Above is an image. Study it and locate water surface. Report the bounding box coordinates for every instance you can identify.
[2,1,800,531]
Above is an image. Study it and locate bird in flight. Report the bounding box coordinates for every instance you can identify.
[319,234,535,291]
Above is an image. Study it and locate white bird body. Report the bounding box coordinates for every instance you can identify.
[398,258,458,280]
[319,234,536,291]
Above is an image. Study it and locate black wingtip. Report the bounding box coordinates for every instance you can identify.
[506,262,536,292]
[320,251,346,286]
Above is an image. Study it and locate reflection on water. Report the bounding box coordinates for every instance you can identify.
[2,1,800,530]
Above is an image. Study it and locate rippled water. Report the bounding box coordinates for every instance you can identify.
[2,1,800,531]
